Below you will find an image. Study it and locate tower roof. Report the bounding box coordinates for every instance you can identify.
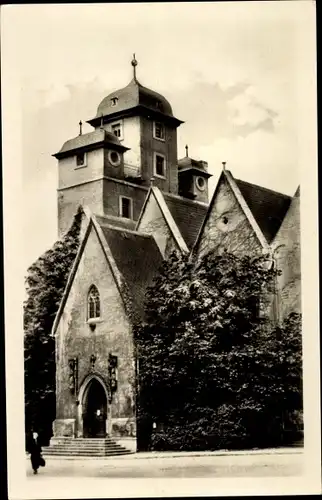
[96,78,174,119]
[87,56,183,128]
[53,129,129,159]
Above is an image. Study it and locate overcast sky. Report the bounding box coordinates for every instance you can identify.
[2,2,316,271]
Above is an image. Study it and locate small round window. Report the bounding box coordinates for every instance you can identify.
[108,150,121,166]
[196,176,206,191]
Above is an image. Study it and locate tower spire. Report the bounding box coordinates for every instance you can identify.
[185,145,189,157]
[131,53,138,81]
[79,120,82,136]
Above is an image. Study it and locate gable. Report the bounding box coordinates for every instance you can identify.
[55,221,131,342]
[136,188,188,257]
[195,174,265,259]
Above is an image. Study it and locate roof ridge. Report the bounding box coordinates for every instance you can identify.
[95,219,154,239]
[235,178,291,199]
[163,191,208,208]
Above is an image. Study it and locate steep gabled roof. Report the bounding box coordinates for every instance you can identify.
[52,209,163,334]
[99,224,163,319]
[163,193,208,249]
[235,179,292,243]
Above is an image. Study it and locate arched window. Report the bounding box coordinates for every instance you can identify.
[87,285,100,320]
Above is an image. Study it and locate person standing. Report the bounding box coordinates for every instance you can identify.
[27,431,43,474]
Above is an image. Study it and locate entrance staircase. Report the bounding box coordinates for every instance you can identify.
[42,438,134,457]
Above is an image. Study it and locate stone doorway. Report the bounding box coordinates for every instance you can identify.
[82,378,107,438]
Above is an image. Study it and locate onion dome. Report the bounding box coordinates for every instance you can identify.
[87,55,183,128]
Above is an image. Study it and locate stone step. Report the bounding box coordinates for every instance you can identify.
[43,450,131,456]
[44,447,126,453]
[44,445,127,449]
[44,438,133,457]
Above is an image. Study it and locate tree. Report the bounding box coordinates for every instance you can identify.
[136,250,302,451]
[24,208,83,445]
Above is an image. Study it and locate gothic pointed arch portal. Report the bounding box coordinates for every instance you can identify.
[78,375,109,438]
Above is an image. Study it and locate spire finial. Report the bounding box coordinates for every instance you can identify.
[131,53,138,80]
[222,161,226,170]
[79,120,82,136]
[100,113,104,129]
[185,145,189,157]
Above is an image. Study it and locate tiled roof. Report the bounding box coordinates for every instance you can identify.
[98,224,163,319]
[95,78,174,119]
[54,129,126,158]
[235,179,292,243]
[94,214,136,231]
[163,193,208,249]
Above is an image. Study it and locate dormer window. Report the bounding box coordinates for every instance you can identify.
[155,100,163,112]
[76,152,87,168]
[111,97,118,107]
[153,121,165,141]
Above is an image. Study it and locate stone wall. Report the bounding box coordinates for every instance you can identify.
[54,224,136,438]
[272,194,301,322]
[58,180,105,238]
[102,178,148,221]
[136,193,179,258]
[196,176,263,259]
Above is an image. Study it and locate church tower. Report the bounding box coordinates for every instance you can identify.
[54,55,184,237]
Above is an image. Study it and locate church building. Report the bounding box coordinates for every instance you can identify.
[48,57,301,455]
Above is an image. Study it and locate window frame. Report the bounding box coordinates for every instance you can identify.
[75,151,87,169]
[119,195,133,220]
[153,152,167,179]
[195,176,206,192]
[111,97,119,107]
[108,150,121,167]
[153,121,165,142]
[87,285,101,322]
[111,122,123,140]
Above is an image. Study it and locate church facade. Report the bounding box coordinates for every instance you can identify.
[50,57,301,452]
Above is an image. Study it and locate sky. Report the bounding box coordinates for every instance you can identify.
[2,1,316,271]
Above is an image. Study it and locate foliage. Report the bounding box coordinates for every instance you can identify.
[24,208,83,445]
[136,251,302,451]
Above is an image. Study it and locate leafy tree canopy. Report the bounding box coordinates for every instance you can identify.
[136,251,302,451]
[24,208,83,442]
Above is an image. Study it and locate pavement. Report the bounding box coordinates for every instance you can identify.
[26,447,304,478]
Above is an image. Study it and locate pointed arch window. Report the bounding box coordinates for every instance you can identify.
[87,285,100,320]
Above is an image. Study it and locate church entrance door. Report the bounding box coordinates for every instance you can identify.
[82,379,107,438]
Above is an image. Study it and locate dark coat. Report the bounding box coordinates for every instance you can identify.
[28,438,43,470]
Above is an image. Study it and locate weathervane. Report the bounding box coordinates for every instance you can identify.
[185,145,189,157]
[222,161,226,171]
[79,120,83,136]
